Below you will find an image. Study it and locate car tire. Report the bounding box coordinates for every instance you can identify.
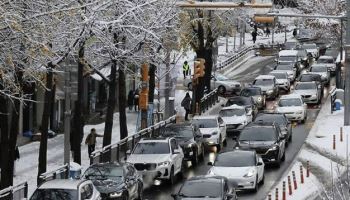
[260,174,265,185]
[169,167,175,185]
[192,150,199,166]
[253,176,259,193]
[188,82,193,90]
[200,146,205,161]
[289,133,292,142]
[223,138,227,147]
[218,86,226,95]
[136,183,143,200]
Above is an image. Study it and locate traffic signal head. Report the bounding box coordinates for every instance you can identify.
[193,58,205,79]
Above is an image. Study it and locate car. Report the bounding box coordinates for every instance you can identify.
[298,73,324,97]
[302,43,319,58]
[324,48,339,60]
[240,87,266,110]
[82,163,143,200]
[30,179,101,200]
[275,94,307,123]
[283,40,299,50]
[207,150,264,192]
[171,176,238,200]
[253,75,279,100]
[255,113,293,143]
[237,122,286,167]
[317,55,336,74]
[161,124,205,165]
[126,137,184,185]
[192,115,227,151]
[293,81,321,104]
[309,64,330,85]
[296,29,318,42]
[296,48,311,68]
[277,50,303,72]
[269,71,290,92]
[219,105,253,137]
[225,96,258,118]
[274,64,297,82]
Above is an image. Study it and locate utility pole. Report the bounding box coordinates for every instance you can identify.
[64,61,71,165]
[345,0,350,125]
[140,64,149,129]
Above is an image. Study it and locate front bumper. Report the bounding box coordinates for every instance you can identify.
[202,134,220,146]
[228,176,257,190]
[134,165,171,180]
[278,112,304,121]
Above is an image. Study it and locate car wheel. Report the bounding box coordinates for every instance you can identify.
[216,136,222,152]
[289,133,292,142]
[218,86,226,95]
[192,150,199,166]
[188,82,193,90]
[253,176,259,193]
[223,138,227,147]
[136,183,143,200]
[261,174,265,185]
[169,167,175,185]
[281,151,286,162]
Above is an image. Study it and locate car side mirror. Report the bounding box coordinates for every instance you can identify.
[126,150,131,156]
[208,162,213,166]
[257,162,263,166]
[173,149,181,154]
[280,135,286,140]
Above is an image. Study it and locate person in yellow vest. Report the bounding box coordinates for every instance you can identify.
[183,61,190,79]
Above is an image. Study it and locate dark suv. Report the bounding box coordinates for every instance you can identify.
[237,122,286,167]
[161,124,205,165]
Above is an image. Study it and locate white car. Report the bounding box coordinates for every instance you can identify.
[293,81,321,104]
[309,64,330,84]
[275,64,296,82]
[275,94,307,123]
[219,105,252,137]
[192,115,227,150]
[207,150,265,192]
[302,43,319,58]
[126,137,184,185]
[269,70,290,92]
[317,55,336,73]
[30,179,101,200]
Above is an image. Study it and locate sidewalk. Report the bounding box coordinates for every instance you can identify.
[266,88,350,200]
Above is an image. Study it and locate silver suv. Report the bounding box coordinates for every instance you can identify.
[253,75,279,100]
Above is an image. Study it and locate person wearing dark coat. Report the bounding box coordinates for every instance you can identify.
[266,27,270,37]
[127,90,134,111]
[252,31,257,44]
[134,89,140,111]
[181,92,192,121]
[85,128,103,157]
[293,28,297,37]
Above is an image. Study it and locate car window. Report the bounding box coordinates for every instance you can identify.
[279,56,296,62]
[219,108,245,117]
[270,73,287,79]
[295,83,316,90]
[239,127,277,141]
[253,79,274,86]
[278,98,302,107]
[215,152,255,167]
[84,165,124,181]
[133,142,170,154]
[80,184,93,200]
[318,58,334,64]
[255,115,286,126]
[240,88,261,96]
[162,126,193,139]
[30,189,78,200]
[192,118,218,128]
[170,139,178,153]
[311,67,327,72]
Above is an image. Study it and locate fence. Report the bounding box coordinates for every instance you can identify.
[0,182,28,200]
[90,115,177,164]
[199,88,219,114]
[37,164,70,186]
[216,46,255,70]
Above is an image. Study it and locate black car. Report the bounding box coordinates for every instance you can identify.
[298,73,324,97]
[255,113,292,144]
[83,163,143,200]
[171,176,238,200]
[161,124,205,165]
[225,96,258,118]
[237,122,286,167]
[240,87,265,110]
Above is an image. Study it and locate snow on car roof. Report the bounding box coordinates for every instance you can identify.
[279,50,298,56]
[221,104,245,110]
[39,179,86,190]
[270,70,288,75]
[255,75,275,79]
[318,55,334,60]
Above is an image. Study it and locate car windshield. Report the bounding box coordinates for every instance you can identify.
[179,180,222,197]
[216,74,229,81]
[270,73,287,79]
[215,152,255,167]
[239,127,276,141]
[279,98,302,107]
[295,83,316,90]
[311,67,327,72]
[30,189,78,200]
[276,65,293,71]
[133,142,170,154]
[299,75,319,82]
[285,43,297,49]
[253,79,274,86]
[318,58,334,64]
[279,56,296,62]
[255,115,286,125]
[241,88,261,96]
[162,126,193,138]
[303,44,317,49]
[84,165,123,180]
[226,98,250,106]
[192,119,217,128]
[219,109,245,117]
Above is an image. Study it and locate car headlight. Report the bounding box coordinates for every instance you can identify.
[109,191,123,198]
[158,161,171,167]
[212,131,218,135]
[257,97,262,102]
[267,89,273,94]
[243,168,256,178]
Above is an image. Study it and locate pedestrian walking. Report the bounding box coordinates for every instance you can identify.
[85,128,103,157]
[293,28,297,37]
[14,146,20,176]
[252,30,257,44]
[181,92,192,121]
[127,90,134,111]
[134,89,139,111]
[266,27,270,37]
[183,61,190,79]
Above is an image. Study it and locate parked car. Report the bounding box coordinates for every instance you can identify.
[309,64,330,85]
[30,179,101,200]
[274,64,297,82]
[269,71,290,92]
[255,113,293,143]
[275,94,307,123]
[293,81,321,104]
[277,50,303,72]
[237,122,286,167]
[82,163,143,200]
[207,150,264,192]
[298,73,324,97]
[126,137,184,185]
[240,86,266,110]
[225,96,258,118]
[171,176,238,200]
[192,115,227,151]
[253,75,279,100]
[317,55,336,74]
[219,105,253,137]
[302,43,319,58]
[161,124,205,165]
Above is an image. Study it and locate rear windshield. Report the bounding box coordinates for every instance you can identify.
[270,73,287,79]
[241,88,261,96]
[255,115,286,126]
[133,142,170,154]
[279,98,303,107]
[162,126,193,138]
[226,98,250,106]
[180,180,222,197]
[299,75,320,82]
[311,67,327,72]
[295,83,316,90]
[239,127,277,141]
[276,65,293,70]
[192,118,217,128]
[219,109,245,117]
[215,152,255,167]
[318,58,334,64]
[303,44,317,49]
[30,189,78,200]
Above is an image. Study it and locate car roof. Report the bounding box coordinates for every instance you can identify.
[311,63,328,67]
[187,175,226,183]
[279,94,303,99]
[140,137,170,143]
[279,50,298,56]
[218,149,256,157]
[165,123,192,128]
[193,115,218,120]
[296,81,316,85]
[300,73,321,77]
[221,104,246,110]
[39,179,86,190]
[255,75,275,79]
[246,121,276,128]
[319,55,334,60]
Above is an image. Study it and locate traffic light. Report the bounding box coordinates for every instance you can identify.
[193,58,205,80]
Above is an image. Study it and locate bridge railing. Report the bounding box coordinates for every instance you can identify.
[0,182,28,200]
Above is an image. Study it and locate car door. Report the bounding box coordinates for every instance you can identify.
[218,117,226,141]
[276,126,286,157]
[170,139,182,174]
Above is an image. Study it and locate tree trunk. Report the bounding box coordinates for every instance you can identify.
[148,64,156,104]
[8,98,20,186]
[37,62,54,185]
[118,66,128,140]
[0,95,9,190]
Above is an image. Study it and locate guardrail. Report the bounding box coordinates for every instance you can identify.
[0,182,28,200]
[90,115,177,164]
[37,164,69,186]
[216,46,255,70]
[199,88,219,114]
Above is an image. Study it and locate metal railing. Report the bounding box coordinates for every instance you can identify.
[37,164,69,186]
[199,88,219,114]
[0,182,28,200]
[90,115,177,164]
[216,46,255,70]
